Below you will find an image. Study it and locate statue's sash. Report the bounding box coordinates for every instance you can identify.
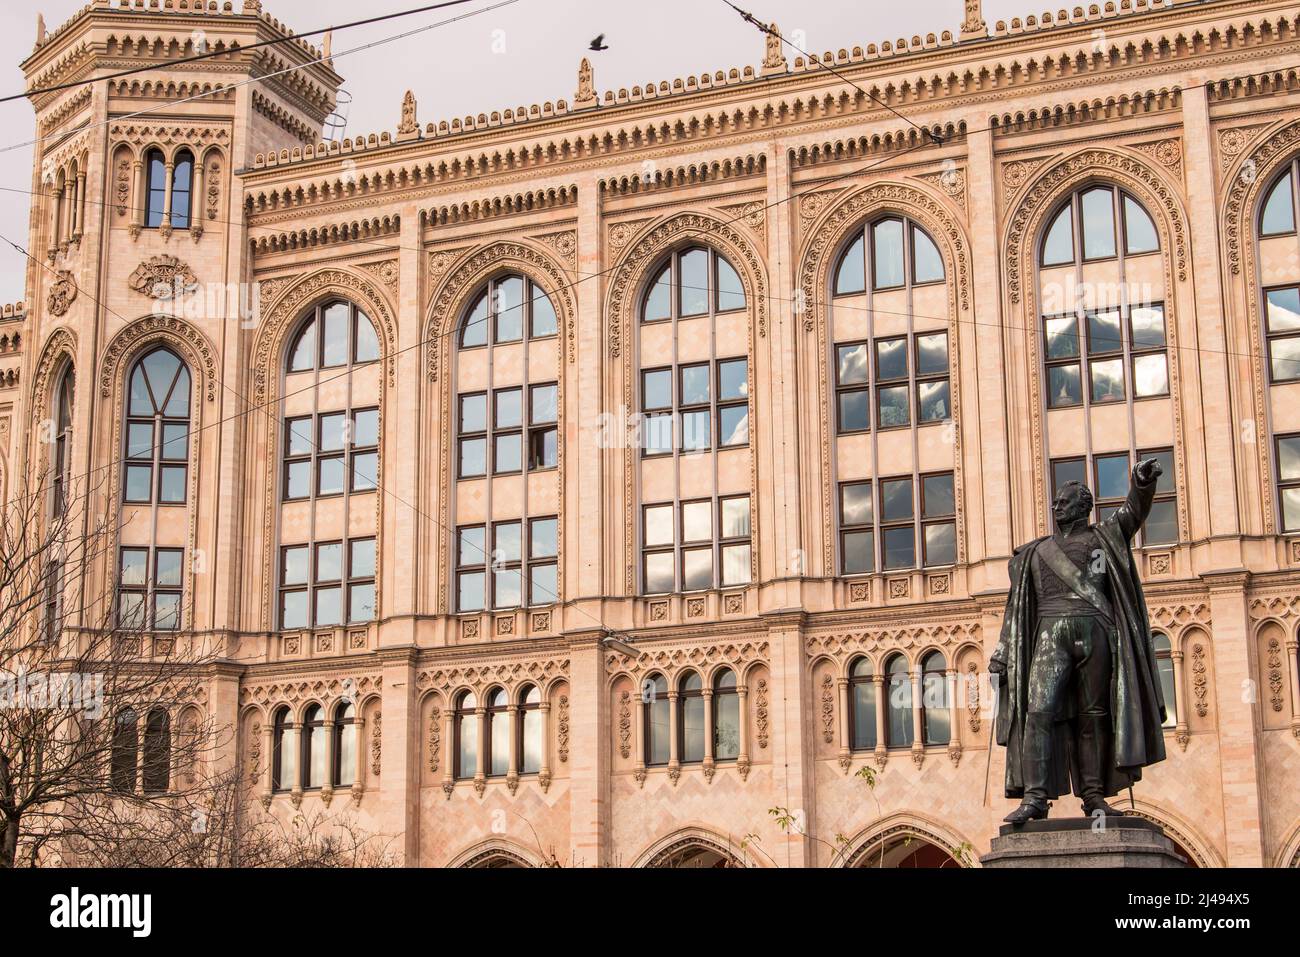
[1037,535,1115,621]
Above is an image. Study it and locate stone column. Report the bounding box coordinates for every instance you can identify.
[321,715,337,804]
[702,688,715,778]
[160,160,175,237]
[872,673,887,765]
[377,648,418,862]
[566,631,608,866]
[836,676,851,769]
[1170,646,1188,747]
[189,159,205,238]
[288,723,304,806]
[947,668,962,757]
[667,690,680,780]
[130,159,145,236]
[1286,637,1300,737]
[48,186,63,258]
[538,700,553,790]
[258,721,274,806]
[736,682,750,775]
[73,170,86,241]
[351,713,367,801]
[910,668,925,764]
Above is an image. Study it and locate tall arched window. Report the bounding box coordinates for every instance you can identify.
[111,707,139,793]
[517,684,542,775]
[485,687,510,777]
[1038,184,1178,545]
[712,669,739,761]
[302,704,326,790]
[637,246,751,595]
[145,148,166,228]
[141,708,171,794]
[454,691,478,779]
[831,217,955,577]
[332,701,356,788]
[271,706,294,792]
[124,347,190,505]
[170,149,193,229]
[678,671,705,764]
[849,657,877,751]
[51,365,74,518]
[1153,633,1177,728]
[885,654,913,749]
[921,651,950,745]
[643,673,669,767]
[453,274,560,612]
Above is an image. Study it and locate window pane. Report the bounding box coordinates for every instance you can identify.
[682,501,712,542]
[494,276,524,342]
[923,673,951,744]
[458,571,485,611]
[881,478,913,522]
[877,385,910,428]
[882,526,915,570]
[1123,196,1158,254]
[876,338,907,380]
[315,542,342,583]
[529,427,558,469]
[321,303,349,367]
[644,505,674,547]
[493,567,522,607]
[282,545,309,586]
[315,586,341,626]
[682,547,713,590]
[852,681,877,749]
[1271,337,1300,381]
[154,592,181,631]
[918,380,950,423]
[127,422,153,459]
[531,287,558,338]
[1095,454,1129,501]
[317,456,345,495]
[715,691,740,760]
[642,369,672,410]
[1045,315,1080,359]
[720,497,750,538]
[716,257,746,311]
[494,522,522,563]
[119,591,147,629]
[1130,304,1167,348]
[521,709,542,774]
[1081,187,1117,259]
[125,464,153,501]
[495,389,522,429]
[355,313,380,363]
[529,563,557,606]
[161,423,188,460]
[641,411,672,453]
[457,711,478,778]
[842,530,874,574]
[680,410,710,451]
[681,694,705,762]
[489,710,510,776]
[872,219,904,289]
[1262,172,1296,236]
[530,518,558,559]
[494,433,521,473]
[924,522,956,566]
[719,404,749,446]
[1052,459,1086,495]
[1047,364,1082,407]
[281,590,308,629]
[458,437,486,478]
[912,227,944,283]
[721,544,751,585]
[841,482,872,525]
[718,358,748,401]
[530,384,558,424]
[834,235,866,295]
[1266,287,1300,333]
[353,408,379,447]
[350,538,376,578]
[1279,436,1300,482]
[351,451,378,491]
[838,390,870,432]
[1090,359,1125,402]
[1087,310,1122,354]
[643,265,672,322]
[319,413,346,451]
[679,249,709,316]
[643,551,674,593]
[1144,500,1177,545]
[1133,354,1169,397]
[680,364,710,405]
[460,394,487,433]
[1041,205,1074,265]
[285,460,310,499]
[916,332,948,375]
[923,474,955,517]
[1141,449,1176,495]
[159,466,187,503]
[461,295,489,347]
[155,549,183,587]
[1282,486,1300,532]
[120,549,149,586]
[837,342,869,385]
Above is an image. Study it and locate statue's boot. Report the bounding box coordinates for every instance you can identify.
[1076,713,1124,817]
[1005,711,1052,825]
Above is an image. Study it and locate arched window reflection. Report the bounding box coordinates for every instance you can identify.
[1153,633,1177,728]
[454,691,478,780]
[170,149,193,229]
[485,687,510,777]
[849,657,877,751]
[712,669,739,761]
[271,706,294,792]
[678,671,705,764]
[643,674,669,767]
[885,654,913,749]
[145,149,167,228]
[518,684,542,775]
[921,651,950,746]
[124,347,190,505]
[302,704,326,789]
[333,701,356,788]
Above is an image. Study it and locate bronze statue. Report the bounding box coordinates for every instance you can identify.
[989,458,1168,824]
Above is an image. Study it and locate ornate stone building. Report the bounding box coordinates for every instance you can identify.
[4,0,1300,867]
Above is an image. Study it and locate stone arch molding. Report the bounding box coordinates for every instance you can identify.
[424,238,578,382]
[797,178,971,330]
[1127,799,1224,869]
[30,327,78,428]
[252,266,399,407]
[1003,145,1189,305]
[98,315,218,404]
[631,826,749,868]
[446,838,546,869]
[839,811,974,868]
[606,209,770,360]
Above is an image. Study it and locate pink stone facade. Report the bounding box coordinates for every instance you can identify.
[3,0,1300,867]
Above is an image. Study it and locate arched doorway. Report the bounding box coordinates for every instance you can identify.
[636,829,746,868]
[466,852,531,869]
[850,834,961,868]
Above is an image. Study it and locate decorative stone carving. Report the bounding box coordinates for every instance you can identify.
[1192,644,1208,718]
[359,259,399,294]
[966,662,981,733]
[618,690,632,759]
[607,218,650,251]
[557,694,570,763]
[205,156,221,221]
[248,722,261,785]
[533,229,577,271]
[370,711,382,776]
[128,255,197,299]
[575,57,596,108]
[47,271,76,316]
[1267,638,1284,712]
[724,593,744,615]
[648,600,668,622]
[428,706,441,773]
[686,597,705,618]
[398,90,418,135]
[98,315,218,402]
[761,21,786,74]
[755,678,769,749]
[820,673,834,744]
[115,158,130,217]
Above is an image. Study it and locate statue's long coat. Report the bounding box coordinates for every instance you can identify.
[992,500,1168,800]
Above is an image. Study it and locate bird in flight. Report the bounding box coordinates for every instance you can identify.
[589,34,609,51]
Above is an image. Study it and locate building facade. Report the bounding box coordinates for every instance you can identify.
[3,0,1300,867]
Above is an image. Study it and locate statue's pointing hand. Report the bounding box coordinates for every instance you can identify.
[1134,457,1163,486]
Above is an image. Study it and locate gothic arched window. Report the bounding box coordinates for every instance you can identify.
[142,708,171,794]
[302,704,326,790]
[885,654,913,749]
[678,671,705,764]
[111,707,139,793]
[712,669,739,761]
[485,687,510,778]
[1153,633,1177,728]
[643,673,669,767]
[517,684,542,775]
[333,701,356,788]
[51,364,74,518]
[849,657,877,751]
[124,347,190,506]
[454,691,478,780]
[145,148,167,228]
[271,706,294,792]
[921,650,950,746]
[170,149,193,229]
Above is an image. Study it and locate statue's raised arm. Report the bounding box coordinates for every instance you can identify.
[1110,457,1163,542]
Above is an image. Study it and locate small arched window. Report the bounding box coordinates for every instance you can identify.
[643,674,669,767]
[885,654,913,749]
[170,149,194,229]
[1261,164,1297,237]
[145,148,167,228]
[641,246,746,323]
[517,684,542,775]
[834,217,945,295]
[1153,633,1177,728]
[52,365,74,518]
[111,707,139,793]
[288,300,380,373]
[302,704,326,789]
[849,657,877,751]
[454,691,478,780]
[712,669,739,761]
[1039,184,1158,267]
[142,708,171,794]
[124,347,191,505]
[485,687,510,778]
[921,651,950,746]
[271,706,294,792]
[678,671,705,764]
[333,701,356,788]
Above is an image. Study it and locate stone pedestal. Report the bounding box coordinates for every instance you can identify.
[980,817,1188,868]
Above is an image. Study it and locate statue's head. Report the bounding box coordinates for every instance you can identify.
[1051,480,1094,528]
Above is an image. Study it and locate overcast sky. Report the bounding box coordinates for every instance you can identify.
[0,0,1032,303]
